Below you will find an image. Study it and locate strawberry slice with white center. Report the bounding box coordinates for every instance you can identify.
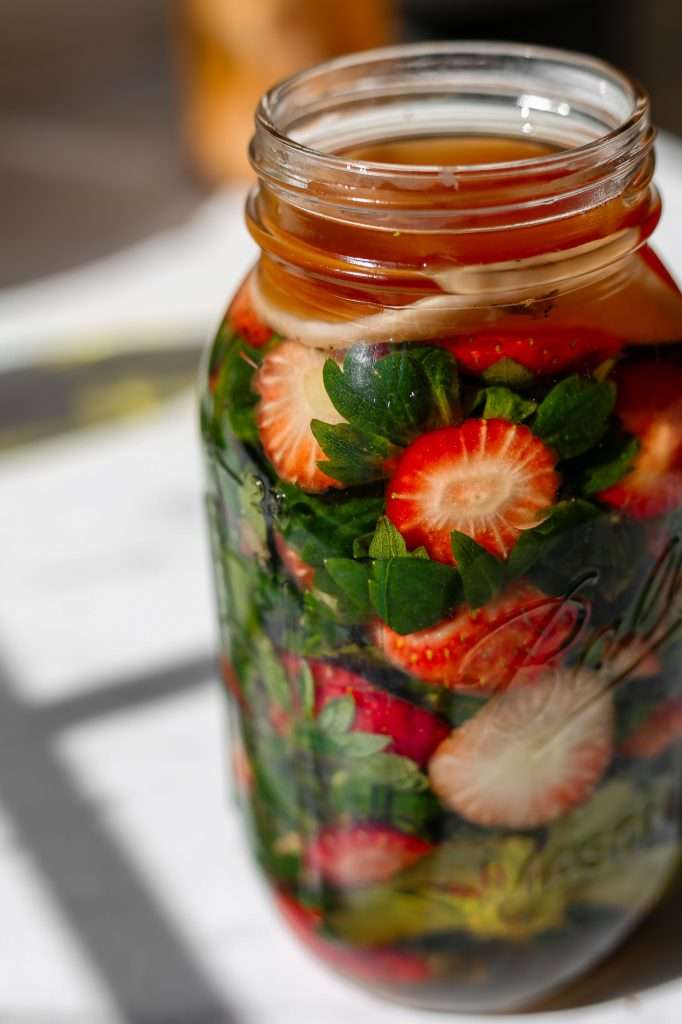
[373,582,584,694]
[598,358,682,518]
[386,420,559,563]
[304,824,432,887]
[428,667,613,829]
[254,340,345,492]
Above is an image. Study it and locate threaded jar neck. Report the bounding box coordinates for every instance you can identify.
[246,42,658,323]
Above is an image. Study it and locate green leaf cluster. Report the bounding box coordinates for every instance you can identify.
[313,345,460,486]
[533,374,615,459]
[208,328,265,445]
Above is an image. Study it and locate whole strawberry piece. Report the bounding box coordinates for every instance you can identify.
[598,357,682,518]
[373,583,583,694]
[428,667,613,829]
[255,340,345,492]
[304,824,432,886]
[386,420,558,563]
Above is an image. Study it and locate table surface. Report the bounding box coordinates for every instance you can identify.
[2,139,682,1024]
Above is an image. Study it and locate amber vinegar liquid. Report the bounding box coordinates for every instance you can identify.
[250,131,682,345]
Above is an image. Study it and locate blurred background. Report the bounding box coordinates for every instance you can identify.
[3,0,682,286]
[1,2,682,1022]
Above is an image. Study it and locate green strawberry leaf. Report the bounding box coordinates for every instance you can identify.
[311,420,398,486]
[479,386,537,423]
[353,751,429,790]
[211,331,263,445]
[323,348,431,446]
[370,558,462,634]
[252,633,292,710]
[352,532,375,558]
[328,777,438,834]
[481,357,535,389]
[368,516,408,559]
[322,558,372,617]
[317,695,355,735]
[533,374,615,459]
[331,732,392,757]
[580,433,640,495]
[277,590,359,657]
[276,484,384,566]
[507,499,601,577]
[408,347,461,427]
[296,660,316,719]
[450,531,507,608]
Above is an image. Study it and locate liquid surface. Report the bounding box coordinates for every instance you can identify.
[340,134,561,166]
[248,132,677,340]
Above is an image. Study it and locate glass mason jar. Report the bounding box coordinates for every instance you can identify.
[200,43,682,1012]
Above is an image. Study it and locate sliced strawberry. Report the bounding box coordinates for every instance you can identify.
[274,890,431,983]
[373,583,584,694]
[254,340,345,492]
[620,696,682,758]
[441,326,621,377]
[386,420,559,563]
[304,824,432,886]
[273,889,324,935]
[428,667,613,828]
[230,739,254,795]
[274,532,315,590]
[268,703,294,738]
[219,656,247,707]
[639,244,682,297]
[598,358,682,518]
[227,275,274,347]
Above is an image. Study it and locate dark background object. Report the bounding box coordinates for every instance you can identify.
[1,0,680,284]
[401,0,682,133]
[0,0,200,287]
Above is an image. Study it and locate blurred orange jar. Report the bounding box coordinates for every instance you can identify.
[178,0,394,180]
[200,44,682,1011]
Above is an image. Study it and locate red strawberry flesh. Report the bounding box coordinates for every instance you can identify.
[598,358,682,518]
[274,890,431,983]
[374,582,584,694]
[386,420,559,563]
[441,326,621,377]
[274,532,315,590]
[283,655,449,765]
[304,824,432,886]
[228,275,274,347]
[620,695,682,758]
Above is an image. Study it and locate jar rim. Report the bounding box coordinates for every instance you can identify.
[253,40,650,185]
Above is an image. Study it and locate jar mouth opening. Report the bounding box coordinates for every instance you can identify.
[253,40,650,185]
